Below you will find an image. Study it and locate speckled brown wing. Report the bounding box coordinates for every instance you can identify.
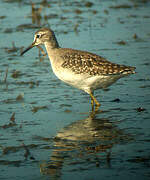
[61,50,135,76]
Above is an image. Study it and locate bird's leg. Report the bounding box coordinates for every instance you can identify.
[91,98,94,111]
[90,92,101,110]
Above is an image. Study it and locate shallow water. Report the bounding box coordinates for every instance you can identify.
[0,0,150,179]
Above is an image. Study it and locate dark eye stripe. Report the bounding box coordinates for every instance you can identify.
[36,34,44,39]
[36,34,40,38]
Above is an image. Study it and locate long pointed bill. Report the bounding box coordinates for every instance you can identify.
[20,42,35,56]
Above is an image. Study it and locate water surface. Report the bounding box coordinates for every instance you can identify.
[0,0,150,179]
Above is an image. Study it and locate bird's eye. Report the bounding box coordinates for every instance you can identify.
[36,34,41,38]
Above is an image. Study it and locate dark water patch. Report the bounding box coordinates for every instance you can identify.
[135,107,146,112]
[0,67,9,84]
[143,15,150,18]
[0,143,38,156]
[108,107,129,112]
[85,2,93,8]
[133,33,138,39]
[139,85,150,88]
[32,135,53,142]
[132,36,147,43]
[115,40,127,45]
[0,160,22,167]
[44,13,58,19]
[142,62,150,66]
[10,112,15,123]
[3,28,13,33]
[0,112,16,129]
[22,143,36,160]
[127,156,150,164]
[16,93,24,101]
[0,122,17,129]
[15,80,40,88]
[59,104,72,108]
[127,14,138,18]
[137,78,150,82]
[110,4,133,9]
[0,15,6,19]
[16,24,41,32]
[3,42,20,54]
[31,105,48,113]
[111,98,121,103]
[74,9,83,15]
[2,94,24,104]
[11,70,23,79]
[64,109,72,113]
[2,0,23,3]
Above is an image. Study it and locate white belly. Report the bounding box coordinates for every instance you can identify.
[51,65,121,93]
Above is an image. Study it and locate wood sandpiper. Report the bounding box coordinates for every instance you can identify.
[21,28,136,111]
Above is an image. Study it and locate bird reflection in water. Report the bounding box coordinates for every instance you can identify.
[40,111,132,179]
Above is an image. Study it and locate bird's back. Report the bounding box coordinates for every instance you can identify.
[58,48,136,76]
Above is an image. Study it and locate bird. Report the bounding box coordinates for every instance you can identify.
[21,27,136,111]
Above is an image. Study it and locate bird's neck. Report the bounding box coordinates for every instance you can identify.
[44,40,60,63]
[45,33,59,49]
[44,36,59,54]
